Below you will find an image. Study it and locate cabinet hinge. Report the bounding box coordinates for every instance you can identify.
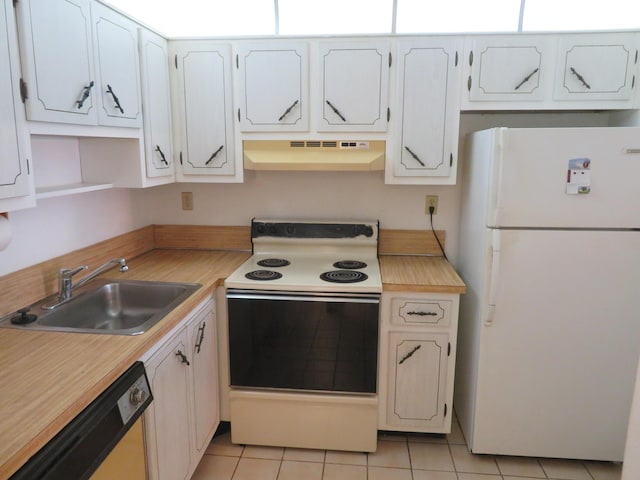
[469,50,473,66]
[455,51,458,67]
[450,153,453,167]
[236,54,239,69]
[179,152,183,165]
[387,107,390,122]
[388,52,392,67]
[174,54,178,69]
[444,403,448,418]
[447,342,451,356]
[19,78,27,102]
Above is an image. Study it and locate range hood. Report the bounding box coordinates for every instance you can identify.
[243,140,385,171]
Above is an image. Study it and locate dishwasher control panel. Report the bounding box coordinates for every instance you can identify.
[117,373,152,425]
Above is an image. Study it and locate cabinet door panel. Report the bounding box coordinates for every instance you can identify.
[555,35,638,101]
[92,2,141,127]
[388,332,449,429]
[140,29,174,178]
[17,0,97,124]
[319,41,389,132]
[145,333,192,480]
[472,46,544,98]
[174,44,236,178]
[387,39,461,184]
[0,0,34,206]
[189,308,219,454]
[238,43,308,132]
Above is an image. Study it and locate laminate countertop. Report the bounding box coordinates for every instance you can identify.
[0,250,464,478]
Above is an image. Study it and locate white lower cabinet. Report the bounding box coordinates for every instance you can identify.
[379,292,460,433]
[142,296,218,480]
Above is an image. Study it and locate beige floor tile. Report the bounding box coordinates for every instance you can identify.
[368,440,411,468]
[232,457,281,480]
[539,458,592,480]
[283,447,326,463]
[206,432,244,457]
[191,455,238,480]
[457,474,503,480]
[368,466,412,480]
[449,444,500,474]
[408,442,455,471]
[242,445,285,460]
[278,460,323,480]
[322,463,367,480]
[325,450,367,466]
[584,461,623,480]
[411,471,458,480]
[503,477,555,480]
[496,456,546,478]
[447,415,467,445]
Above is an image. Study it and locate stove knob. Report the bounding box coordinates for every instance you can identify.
[269,224,277,234]
[285,225,295,236]
[129,387,146,406]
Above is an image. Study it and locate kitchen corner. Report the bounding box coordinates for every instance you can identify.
[0,224,461,479]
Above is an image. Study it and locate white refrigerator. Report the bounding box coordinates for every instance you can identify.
[455,127,640,461]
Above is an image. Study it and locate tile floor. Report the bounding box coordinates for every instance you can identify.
[191,416,622,480]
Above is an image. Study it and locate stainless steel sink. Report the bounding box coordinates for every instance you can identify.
[0,280,201,335]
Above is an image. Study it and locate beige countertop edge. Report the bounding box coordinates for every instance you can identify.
[0,249,464,478]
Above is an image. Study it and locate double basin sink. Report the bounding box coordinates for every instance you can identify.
[0,280,201,335]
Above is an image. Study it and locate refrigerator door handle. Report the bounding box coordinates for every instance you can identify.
[485,229,501,327]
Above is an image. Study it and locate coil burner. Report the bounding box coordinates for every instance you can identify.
[245,270,283,281]
[257,258,291,268]
[320,270,368,283]
[333,260,367,270]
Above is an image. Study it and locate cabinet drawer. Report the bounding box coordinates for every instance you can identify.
[390,298,451,327]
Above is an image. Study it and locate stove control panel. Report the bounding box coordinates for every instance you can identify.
[251,220,376,239]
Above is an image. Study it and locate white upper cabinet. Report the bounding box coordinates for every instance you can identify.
[171,41,240,182]
[16,0,97,125]
[16,0,143,127]
[236,42,308,132]
[554,34,638,103]
[0,0,34,211]
[386,38,462,185]
[463,35,555,107]
[462,32,639,110]
[92,1,142,127]
[139,28,174,180]
[318,40,390,132]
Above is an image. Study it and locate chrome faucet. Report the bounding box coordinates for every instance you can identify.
[56,258,128,303]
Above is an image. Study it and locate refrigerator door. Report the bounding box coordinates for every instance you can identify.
[484,127,640,229]
[470,228,640,460]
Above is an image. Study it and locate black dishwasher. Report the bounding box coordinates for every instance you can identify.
[11,361,152,480]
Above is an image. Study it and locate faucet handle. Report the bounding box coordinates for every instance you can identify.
[60,265,88,278]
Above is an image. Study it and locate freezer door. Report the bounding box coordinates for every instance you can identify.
[471,229,640,460]
[486,127,640,228]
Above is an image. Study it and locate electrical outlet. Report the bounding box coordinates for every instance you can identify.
[425,195,438,215]
[181,192,193,211]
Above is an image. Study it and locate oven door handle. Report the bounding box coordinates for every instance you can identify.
[226,292,380,304]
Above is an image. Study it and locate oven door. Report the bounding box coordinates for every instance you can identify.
[227,290,379,394]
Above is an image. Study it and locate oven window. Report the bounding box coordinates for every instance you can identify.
[228,295,379,394]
